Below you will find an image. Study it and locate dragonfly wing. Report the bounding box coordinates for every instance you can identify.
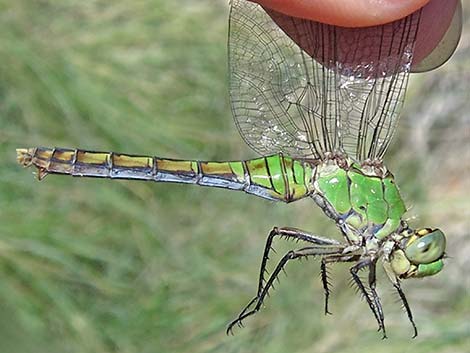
[229,0,330,159]
[229,0,421,161]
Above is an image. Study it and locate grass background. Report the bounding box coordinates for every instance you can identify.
[1,0,469,352]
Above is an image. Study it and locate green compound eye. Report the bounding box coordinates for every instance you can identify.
[404,229,446,264]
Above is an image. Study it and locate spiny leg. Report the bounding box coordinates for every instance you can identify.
[320,254,361,315]
[368,261,387,339]
[350,260,385,336]
[394,281,418,338]
[226,245,343,334]
[320,259,332,315]
[231,227,342,326]
[257,227,341,294]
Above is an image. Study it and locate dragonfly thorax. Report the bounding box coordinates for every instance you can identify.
[311,156,408,244]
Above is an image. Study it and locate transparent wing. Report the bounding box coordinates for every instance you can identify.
[229,0,420,161]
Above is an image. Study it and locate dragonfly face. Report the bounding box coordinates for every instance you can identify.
[390,228,446,279]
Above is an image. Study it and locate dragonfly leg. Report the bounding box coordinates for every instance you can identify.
[226,245,343,335]
[321,254,361,315]
[350,260,385,337]
[256,227,342,297]
[383,261,418,337]
[368,262,387,339]
[393,281,418,338]
[320,259,332,315]
[235,227,342,322]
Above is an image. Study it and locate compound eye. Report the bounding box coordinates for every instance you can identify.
[404,229,446,264]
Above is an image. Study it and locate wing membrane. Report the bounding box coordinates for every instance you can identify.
[229,0,420,161]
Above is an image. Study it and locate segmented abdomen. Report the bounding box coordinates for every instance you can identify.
[17,147,316,202]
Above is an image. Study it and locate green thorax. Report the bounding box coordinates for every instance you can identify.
[314,159,407,240]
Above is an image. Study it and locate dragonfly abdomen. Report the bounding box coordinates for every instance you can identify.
[17,147,316,202]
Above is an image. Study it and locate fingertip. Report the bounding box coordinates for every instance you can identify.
[253,0,430,27]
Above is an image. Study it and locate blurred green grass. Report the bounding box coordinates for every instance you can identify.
[1,1,469,352]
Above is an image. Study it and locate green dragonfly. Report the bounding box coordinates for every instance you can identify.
[17,0,462,338]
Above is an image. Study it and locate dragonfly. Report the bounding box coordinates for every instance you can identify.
[17,0,462,338]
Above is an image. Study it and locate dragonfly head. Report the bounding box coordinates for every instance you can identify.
[389,228,446,279]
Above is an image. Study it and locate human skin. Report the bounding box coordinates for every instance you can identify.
[250,0,460,69]
[251,0,430,27]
